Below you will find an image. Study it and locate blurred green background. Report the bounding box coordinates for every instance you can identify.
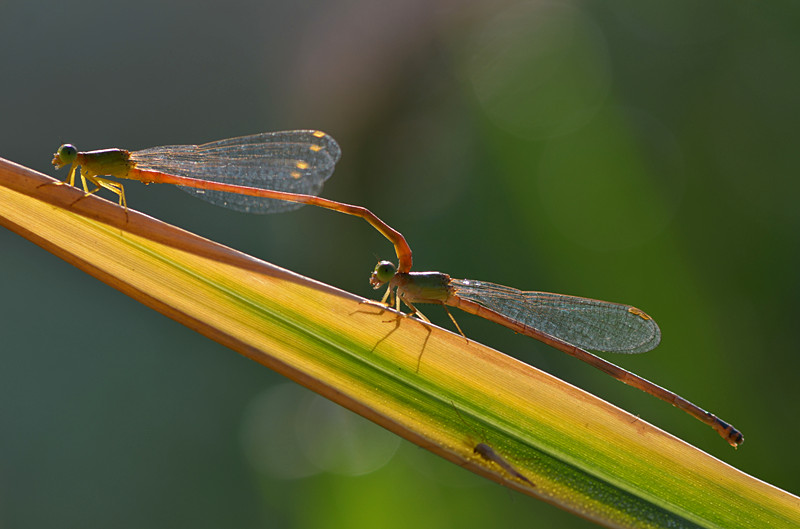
[1,1,798,527]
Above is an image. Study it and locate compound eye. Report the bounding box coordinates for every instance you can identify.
[372,260,397,284]
[58,144,78,162]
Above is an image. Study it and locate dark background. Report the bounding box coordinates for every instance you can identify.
[1,1,798,527]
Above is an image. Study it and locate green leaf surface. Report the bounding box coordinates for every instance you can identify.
[1,157,797,528]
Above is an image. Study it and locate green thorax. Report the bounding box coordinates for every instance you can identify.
[77,149,133,179]
[392,271,453,303]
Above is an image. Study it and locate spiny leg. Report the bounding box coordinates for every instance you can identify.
[82,172,128,208]
[380,284,394,305]
[442,305,467,339]
[358,286,407,325]
[399,297,431,323]
[39,163,79,192]
[402,299,467,341]
[64,164,79,187]
[376,286,427,325]
[358,287,433,363]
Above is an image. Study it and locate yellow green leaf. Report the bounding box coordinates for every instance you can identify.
[1,157,797,529]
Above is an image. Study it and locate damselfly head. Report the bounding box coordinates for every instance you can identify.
[52,144,77,169]
[370,260,396,289]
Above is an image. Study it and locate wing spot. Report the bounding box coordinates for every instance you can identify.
[628,307,651,320]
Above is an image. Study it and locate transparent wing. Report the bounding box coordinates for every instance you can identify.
[130,130,341,214]
[451,279,661,353]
